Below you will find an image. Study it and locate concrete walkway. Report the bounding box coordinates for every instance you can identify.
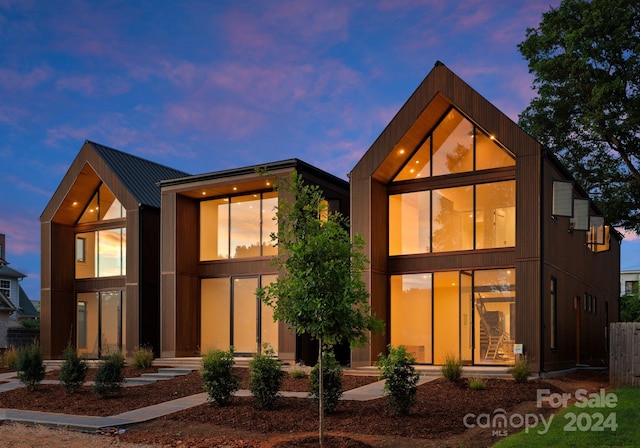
[0,368,422,432]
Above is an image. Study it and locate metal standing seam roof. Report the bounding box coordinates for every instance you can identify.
[87,141,191,208]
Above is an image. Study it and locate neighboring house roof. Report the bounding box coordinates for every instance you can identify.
[87,141,191,208]
[17,286,38,317]
[0,261,26,279]
[0,290,17,312]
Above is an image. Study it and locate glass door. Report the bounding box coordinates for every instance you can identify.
[232,277,259,354]
[76,290,123,358]
[460,271,473,364]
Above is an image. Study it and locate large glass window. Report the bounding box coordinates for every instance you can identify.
[393,108,514,182]
[432,186,473,252]
[391,268,515,365]
[201,275,278,355]
[76,290,125,359]
[75,229,126,278]
[389,191,430,255]
[200,192,277,261]
[390,273,432,363]
[78,184,125,223]
[475,181,516,249]
[390,181,514,255]
[474,269,515,364]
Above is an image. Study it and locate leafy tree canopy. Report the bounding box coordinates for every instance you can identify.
[518,0,640,232]
[257,171,382,350]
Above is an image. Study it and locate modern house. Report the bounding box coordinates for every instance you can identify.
[157,160,350,365]
[349,62,620,373]
[0,234,39,348]
[40,141,189,359]
[40,63,620,374]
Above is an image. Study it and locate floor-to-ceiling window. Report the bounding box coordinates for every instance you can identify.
[76,290,125,358]
[473,269,515,364]
[390,269,515,365]
[201,275,278,355]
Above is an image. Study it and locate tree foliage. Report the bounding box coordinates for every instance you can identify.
[620,293,640,322]
[257,171,382,349]
[518,0,640,231]
[257,171,382,444]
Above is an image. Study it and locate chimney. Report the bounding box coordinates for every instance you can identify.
[0,233,5,259]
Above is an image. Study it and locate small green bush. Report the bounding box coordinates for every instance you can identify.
[249,344,283,409]
[441,352,463,382]
[201,347,239,407]
[59,346,89,393]
[509,354,530,383]
[377,345,420,415]
[469,377,486,391]
[309,351,343,414]
[132,346,155,369]
[93,351,125,397]
[16,343,46,391]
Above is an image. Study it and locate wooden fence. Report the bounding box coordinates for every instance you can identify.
[609,322,640,387]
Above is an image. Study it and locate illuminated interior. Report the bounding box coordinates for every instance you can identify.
[200,191,277,261]
[76,290,125,359]
[390,269,515,365]
[200,274,278,355]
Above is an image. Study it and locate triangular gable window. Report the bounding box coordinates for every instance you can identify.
[393,108,514,182]
[78,184,126,224]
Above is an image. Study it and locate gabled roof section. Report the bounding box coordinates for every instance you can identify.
[351,61,538,183]
[42,141,191,224]
[17,286,38,317]
[88,141,190,208]
[0,261,26,279]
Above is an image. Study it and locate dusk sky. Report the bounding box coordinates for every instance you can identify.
[2,0,637,301]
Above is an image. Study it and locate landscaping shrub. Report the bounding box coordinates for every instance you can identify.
[59,346,89,393]
[201,347,239,407]
[4,346,18,369]
[15,343,46,391]
[132,345,155,369]
[249,344,283,409]
[289,366,307,379]
[309,351,343,414]
[19,318,40,329]
[469,377,486,391]
[93,351,125,397]
[441,352,463,382]
[509,354,530,383]
[377,345,420,415]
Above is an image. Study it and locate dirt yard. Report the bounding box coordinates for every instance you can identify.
[0,367,609,447]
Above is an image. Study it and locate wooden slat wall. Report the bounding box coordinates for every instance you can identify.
[160,192,177,357]
[40,222,75,359]
[174,194,200,356]
[541,158,621,371]
[139,207,161,355]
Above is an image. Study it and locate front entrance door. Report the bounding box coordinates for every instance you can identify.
[77,290,124,358]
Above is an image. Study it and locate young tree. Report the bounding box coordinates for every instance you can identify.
[257,172,382,445]
[518,0,640,232]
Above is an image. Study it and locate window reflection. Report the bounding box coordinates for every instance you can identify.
[432,110,473,176]
[75,228,125,278]
[200,192,278,261]
[432,186,473,252]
